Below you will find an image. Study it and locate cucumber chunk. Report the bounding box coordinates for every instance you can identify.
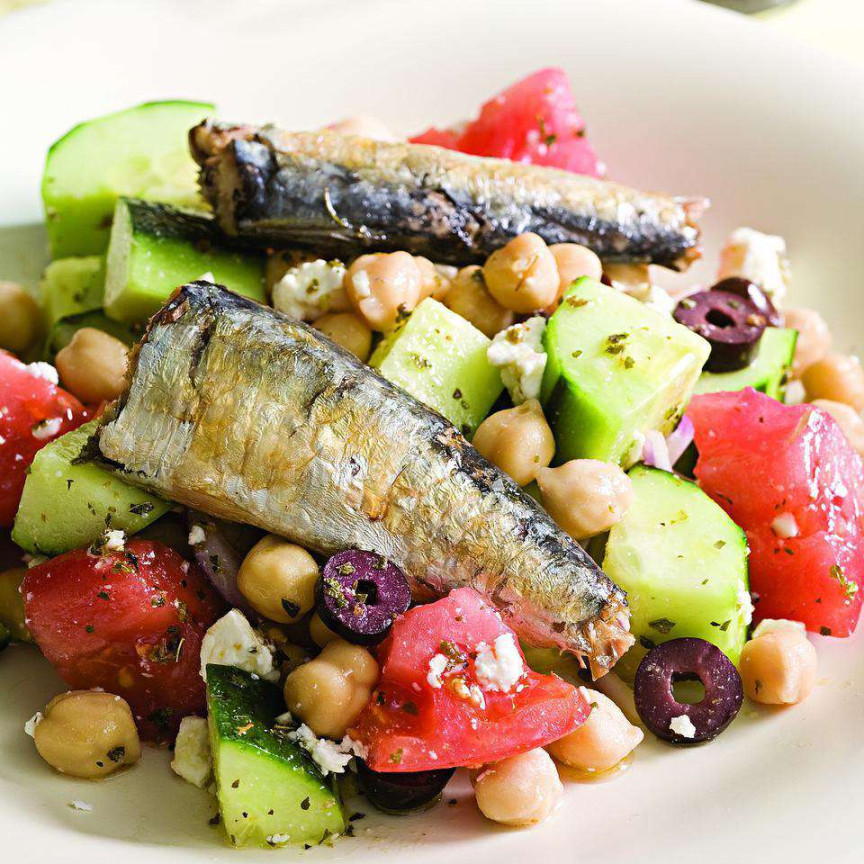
[370,298,503,436]
[541,278,710,466]
[11,420,170,556]
[41,256,105,331]
[695,327,797,401]
[104,198,266,322]
[207,664,346,848]
[42,100,214,258]
[603,465,750,680]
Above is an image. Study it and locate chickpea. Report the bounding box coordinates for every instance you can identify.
[474,748,562,827]
[546,689,643,774]
[802,353,864,412]
[283,638,378,738]
[548,243,603,306]
[483,233,559,314]
[443,266,514,337]
[309,612,339,648]
[314,312,373,362]
[536,459,633,539]
[740,627,817,705]
[783,307,832,377]
[811,399,864,455]
[344,252,423,331]
[326,115,397,141]
[32,690,141,779]
[237,535,318,624]
[55,327,128,404]
[0,281,42,354]
[414,256,451,302]
[472,400,555,486]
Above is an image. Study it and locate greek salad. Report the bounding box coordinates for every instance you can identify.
[1,68,862,848]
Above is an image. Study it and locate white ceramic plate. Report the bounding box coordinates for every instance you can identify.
[2,0,864,861]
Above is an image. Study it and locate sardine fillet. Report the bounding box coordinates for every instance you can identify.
[95,282,632,675]
[190,123,703,270]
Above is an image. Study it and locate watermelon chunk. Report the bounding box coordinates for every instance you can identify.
[409,68,603,177]
[687,388,864,637]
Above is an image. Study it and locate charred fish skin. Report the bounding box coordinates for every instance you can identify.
[95,281,632,675]
[190,122,703,271]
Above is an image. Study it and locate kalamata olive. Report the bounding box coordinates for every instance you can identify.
[356,759,455,815]
[674,289,767,372]
[315,549,411,645]
[711,277,781,327]
[633,638,743,746]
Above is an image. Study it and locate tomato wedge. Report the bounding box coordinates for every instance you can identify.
[22,539,226,741]
[350,587,589,771]
[688,388,864,636]
[0,351,89,526]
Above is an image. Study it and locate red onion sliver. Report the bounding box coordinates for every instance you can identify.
[665,415,695,466]
[642,430,673,471]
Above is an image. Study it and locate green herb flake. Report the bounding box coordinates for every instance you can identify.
[389,748,404,765]
[565,296,588,308]
[300,797,311,811]
[84,624,95,633]
[820,626,832,636]
[106,745,126,763]
[128,502,154,516]
[648,618,676,634]
[96,590,110,601]
[714,540,726,550]
[639,635,656,651]
[829,563,858,601]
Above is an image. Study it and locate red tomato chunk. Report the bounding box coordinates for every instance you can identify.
[0,351,89,527]
[350,587,589,771]
[410,67,603,177]
[22,540,226,741]
[688,388,864,637]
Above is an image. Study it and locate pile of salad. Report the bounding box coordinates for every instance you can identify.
[2,68,862,849]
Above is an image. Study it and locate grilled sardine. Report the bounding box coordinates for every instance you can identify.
[94,282,632,675]
[190,123,703,271]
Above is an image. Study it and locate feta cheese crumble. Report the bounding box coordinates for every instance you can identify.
[102,529,126,552]
[427,653,448,689]
[24,362,59,385]
[771,512,799,539]
[669,714,696,739]
[718,227,790,303]
[32,417,63,440]
[272,259,348,322]
[199,609,280,682]
[267,834,292,847]
[69,800,93,812]
[752,618,806,640]
[187,524,206,546]
[288,724,353,775]
[487,316,547,404]
[24,711,43,738]
[473,633,525,693]
[171,716,212,789]
[736,584,755,627]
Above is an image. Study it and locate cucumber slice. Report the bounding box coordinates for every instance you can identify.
[11,420,171,556]
[207,664,346,848]
[104,198,266,322]
[41,256,105,331]
[370,298,503,436]
[603,465,750,681]
[42,100,214,258]
[694,327,798,401]
[541,278,710,466]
